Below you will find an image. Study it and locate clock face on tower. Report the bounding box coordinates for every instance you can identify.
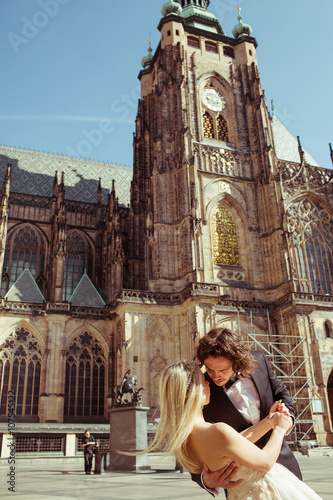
[201,88,226,112]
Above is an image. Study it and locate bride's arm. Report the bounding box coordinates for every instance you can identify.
[240,400,290,443]
[210,413,290,473]
[240,415,272,443]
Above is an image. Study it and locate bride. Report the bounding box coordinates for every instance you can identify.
[147,360,322,500]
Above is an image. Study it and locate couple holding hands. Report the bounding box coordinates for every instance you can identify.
[145,328,321,499]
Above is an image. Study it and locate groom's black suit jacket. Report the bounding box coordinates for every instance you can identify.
[192,350,302,493]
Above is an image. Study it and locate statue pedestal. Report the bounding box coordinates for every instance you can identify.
[108,406,151,472]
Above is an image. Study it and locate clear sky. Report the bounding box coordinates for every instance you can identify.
[0,0,332,169]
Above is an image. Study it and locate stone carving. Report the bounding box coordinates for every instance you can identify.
[279,160,333,198]
[114,369,144,407]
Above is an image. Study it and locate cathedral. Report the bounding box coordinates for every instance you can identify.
[0,0,332,455]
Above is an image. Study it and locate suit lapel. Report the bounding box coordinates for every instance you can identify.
[204,377,251,431]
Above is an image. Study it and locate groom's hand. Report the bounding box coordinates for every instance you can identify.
[202,462,243,490]
[269,401,293,433]
[269,400,290,417]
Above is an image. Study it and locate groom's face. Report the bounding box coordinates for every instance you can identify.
[203,356,235,387]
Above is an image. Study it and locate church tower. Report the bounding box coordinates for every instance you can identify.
[124,2,333,445]
[129,0,289,303]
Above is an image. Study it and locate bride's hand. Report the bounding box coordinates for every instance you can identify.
[269,412,292,433]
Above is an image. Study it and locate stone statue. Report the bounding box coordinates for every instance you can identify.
[114,369,144,407]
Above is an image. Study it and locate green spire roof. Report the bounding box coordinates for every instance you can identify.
[232,7,252,39]
[161,0,224,34]
[141,40,153,69]
[161,0,182,17]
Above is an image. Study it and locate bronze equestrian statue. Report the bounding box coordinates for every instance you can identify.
[114,369,144,407]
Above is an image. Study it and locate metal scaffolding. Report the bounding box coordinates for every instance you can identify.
[245,312,317,445]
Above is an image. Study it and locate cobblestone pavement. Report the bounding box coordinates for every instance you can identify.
[1,453,332,499]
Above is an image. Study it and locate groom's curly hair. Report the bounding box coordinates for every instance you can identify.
[196,328,257,378]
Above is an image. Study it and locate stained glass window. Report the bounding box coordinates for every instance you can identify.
[287,199,333,294]
[64,332,105,419]
[212,206,240,266]
[0,327,41,416]
[63,231,93,301]
[0,225,46,297]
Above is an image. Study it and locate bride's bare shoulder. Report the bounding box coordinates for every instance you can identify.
[208,422,235,440]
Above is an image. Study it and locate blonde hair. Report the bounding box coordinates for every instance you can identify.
[147,360,205,473]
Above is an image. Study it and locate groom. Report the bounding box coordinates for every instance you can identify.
[192,327,302,496]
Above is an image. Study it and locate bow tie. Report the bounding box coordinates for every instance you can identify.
[223,375,238,391]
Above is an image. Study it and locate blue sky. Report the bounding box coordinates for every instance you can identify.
[0,0,332,169]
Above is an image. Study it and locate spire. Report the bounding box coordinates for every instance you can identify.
[3,163,11,199]
[330,143,333,166]
[161,0,182,17]
[97,177,102,204]
[232,7,252,39]
[297,136,305,164]
[141,40,153,69]
[0,163,11,213]
[52,171,58,198]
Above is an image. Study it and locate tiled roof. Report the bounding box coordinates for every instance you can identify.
[5,269,45,303]
[0,146,133,205]
[271,116,320,166]
[69,272,106,308]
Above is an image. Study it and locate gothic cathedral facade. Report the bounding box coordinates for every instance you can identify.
[0,1,333,446]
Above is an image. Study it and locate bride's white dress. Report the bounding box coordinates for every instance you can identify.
[227,463,322,500]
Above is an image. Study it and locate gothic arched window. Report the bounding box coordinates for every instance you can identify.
[203,112,215,139]
[203,112,229,143]
[286,200,333,294]
[63,231,93,301]
[0,225,46,297]
[212,206,241,266]
[325,321,333,339]
[217,115,229,141]
[64,332,106,419]
[0,327,42,416]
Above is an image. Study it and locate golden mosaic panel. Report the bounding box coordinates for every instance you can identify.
[212,206,240,266]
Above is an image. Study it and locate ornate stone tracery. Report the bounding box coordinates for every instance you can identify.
[286,199,333,294]
[63,230,93,301]
[0,224,46,296]
[64,331,106,419]
[0,327,42,416]
[279,161,333,198]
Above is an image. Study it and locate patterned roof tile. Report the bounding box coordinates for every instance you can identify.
[0,146,133,205]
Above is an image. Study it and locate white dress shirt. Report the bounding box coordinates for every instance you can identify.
[225,377,260,424]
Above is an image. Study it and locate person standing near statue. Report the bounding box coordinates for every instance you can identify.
[82,430,97,475]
